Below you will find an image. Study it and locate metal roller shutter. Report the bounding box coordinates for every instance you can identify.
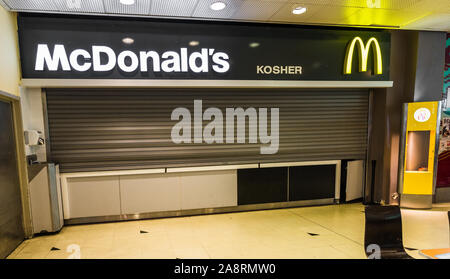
[45,88,369,173]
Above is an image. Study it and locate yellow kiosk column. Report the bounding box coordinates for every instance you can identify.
[398,101,442,209]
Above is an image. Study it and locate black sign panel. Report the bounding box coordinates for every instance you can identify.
[18,14,390,81]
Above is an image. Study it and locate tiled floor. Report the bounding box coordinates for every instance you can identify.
[7,203,450,259]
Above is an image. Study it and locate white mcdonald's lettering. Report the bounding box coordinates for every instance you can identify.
[34,44,230,74]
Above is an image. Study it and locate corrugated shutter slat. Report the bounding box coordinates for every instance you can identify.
[46,88,368,173]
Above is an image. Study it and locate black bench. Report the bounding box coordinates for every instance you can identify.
[364,205,413,259]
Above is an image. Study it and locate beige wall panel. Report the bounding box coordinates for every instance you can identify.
[67,176,121,218]
[19,87,46,160]
[0,9,20,96]
[180,170,237,210]
[346,160,365,202]
[119,173,181,214]
[28,167,52,234]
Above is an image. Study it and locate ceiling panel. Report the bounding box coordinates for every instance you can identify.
[401,0,450,14]
[0,0,448,31]
[404,13,450,30]
[232,0,284,21]
[103,0,151,15]
[284,0,424,10]
[192,0,244,19]
[270,2,320,22]
[151,0,198,17]
[53,0,104,13]
[294,5,363,25]
[3,0,58,11]
[345,7,427,27]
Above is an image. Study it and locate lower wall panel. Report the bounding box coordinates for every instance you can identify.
[67,176,121,219]
[237,167,288,205]
[289,165,336,201]
[29,166,52,233]
[120,173,182,214]
[63,164,338,221]
[435,187,450,203]
[180,171,237,210]
[65,170,238,218]
[237,165,336,205]
[65,198,335,225]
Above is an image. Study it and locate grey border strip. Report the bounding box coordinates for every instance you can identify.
[260,160,340,168]
[364,89,373,203]
[46,163,62,231]
[64,198,334,225]
[0,90,19,101]
[400,194,433,209]
[41,89,51,162]
[433,101,443,194]
[21,79,394,88]
[397,103,409,195]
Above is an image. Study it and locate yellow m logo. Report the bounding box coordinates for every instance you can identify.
[344,37,382,75]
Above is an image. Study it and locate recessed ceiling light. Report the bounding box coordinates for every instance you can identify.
[189,41,200,46]
[292,6,307,15]
[120,0,135,5]
[122,37,134,44]
[249,42,260,48]
[210,1,226,11]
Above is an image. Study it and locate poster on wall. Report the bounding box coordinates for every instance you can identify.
[436,115,450,187]
[437,32,450,188]
[439,115,450,153]
[437,113,450,187]
[444,33,450,104]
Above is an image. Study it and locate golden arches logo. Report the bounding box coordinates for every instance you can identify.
[344,37,382,75]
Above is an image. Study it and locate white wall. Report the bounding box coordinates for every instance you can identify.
[63,170,238,219]
[0,8,20,96]
[20,87,47,161]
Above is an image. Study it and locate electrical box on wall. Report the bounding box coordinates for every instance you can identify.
[398,101,442,209]
[24,130,44,146]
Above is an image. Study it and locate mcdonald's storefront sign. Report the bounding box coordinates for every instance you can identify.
[344,37,383,75]
[18,14,391,82]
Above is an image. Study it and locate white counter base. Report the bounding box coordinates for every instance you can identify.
[60,161,342,223]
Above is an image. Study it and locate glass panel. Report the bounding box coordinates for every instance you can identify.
[405,131,430,172]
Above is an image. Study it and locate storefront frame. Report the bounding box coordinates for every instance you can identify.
[18,80,385,225]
